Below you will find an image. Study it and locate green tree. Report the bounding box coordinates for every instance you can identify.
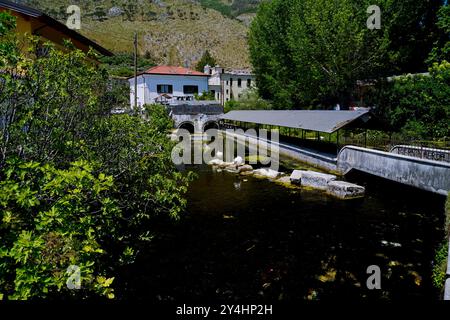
[249,0,387,109]
[379,0,443,74]
[100,52,155,78]
[0,160,119,299]
[195,50,216,72]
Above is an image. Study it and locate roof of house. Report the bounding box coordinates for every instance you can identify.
[220,110,384,133]
[144,66,208,77]
[0,0,113,56]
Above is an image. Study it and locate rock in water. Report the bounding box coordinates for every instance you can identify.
[233,156,244,166]
[327,181,365,199]
[276,176,292,186]
[300,171,336,190]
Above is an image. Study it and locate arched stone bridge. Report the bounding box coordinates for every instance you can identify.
[168,103,223,134]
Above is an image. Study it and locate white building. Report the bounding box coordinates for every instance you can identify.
[129,66,209,107]
[204,65,256,106]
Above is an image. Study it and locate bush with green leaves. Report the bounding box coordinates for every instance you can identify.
[0,12,191,300]
[371,61,450,139]
[224,89,272,113]
[0,160,118,299]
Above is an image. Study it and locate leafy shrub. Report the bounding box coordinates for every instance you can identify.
[371,61,450,139]
[224,89,272,113]
[194,91,215,101]
[432,240,449,291]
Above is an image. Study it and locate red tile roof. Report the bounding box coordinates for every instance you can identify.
[144,66,208,76]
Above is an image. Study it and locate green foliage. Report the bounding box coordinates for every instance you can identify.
[0,12,16,36]
[195,50,217,72]
[432,240,448,291]
[0,16,191,300]
[194,91,215,101]
[197,0,261,18]
[0,37,108,164]
[0,12,18,67]
[446,192,450,238]
[198,0,233,17]
[249,0,445,109]
[371,61,450,139]
[249,0,387,109]
[224,89,272,113]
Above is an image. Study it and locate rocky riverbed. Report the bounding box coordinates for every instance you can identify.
[208,157,365,199]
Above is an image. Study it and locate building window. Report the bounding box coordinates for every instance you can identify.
[238,79,242,87]
[230,78,233,86]
[226,81,229,85]
[226,89,229,95]
[157,84,173,94]
[247,79,252,87]
[183,85,199,94]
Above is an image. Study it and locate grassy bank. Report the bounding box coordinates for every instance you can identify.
[432,192,450,294]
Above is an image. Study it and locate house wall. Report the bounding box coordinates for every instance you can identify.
[129,74,209,107]
[221,74,256,103]
[0,9,103,60]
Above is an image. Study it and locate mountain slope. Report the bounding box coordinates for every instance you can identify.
[22,0,257,68]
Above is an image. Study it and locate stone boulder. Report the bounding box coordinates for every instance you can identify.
[327,181,365,199]
[300,171,336,190]
[253,168,281,179]
[290,170,302,185]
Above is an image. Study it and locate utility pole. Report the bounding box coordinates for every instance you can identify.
[134,32,138,113]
